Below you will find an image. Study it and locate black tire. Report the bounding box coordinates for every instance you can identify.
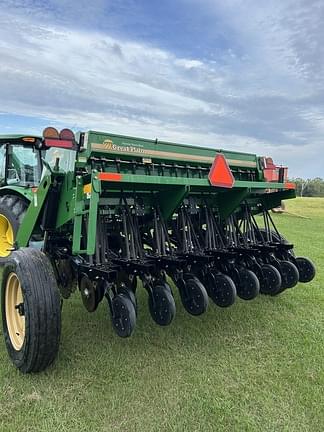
[0,195,28,260]
[178,275,209,316]
[148,284,176,326]
[110,293,136,338]
[1,248,61,373]
[295,257,316,283]
[118,286,138,315]
[279,260,299,289]
[206,271,236,308]
[236,268,260,300]
[259,264,282,295]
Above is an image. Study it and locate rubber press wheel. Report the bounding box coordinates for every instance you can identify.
[236,268,260,300]
[178,275,209,316]
[205,271,237,308]
[118,287,138,315]
[295,257,316,283]
[259,264,282,295]
[279,260,299,289]
[148,284,176,326]
[110,293,136,338]
[1,248,61,373]
[0,195,28,260]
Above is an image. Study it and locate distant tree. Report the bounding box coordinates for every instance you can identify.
[290,178,324,197]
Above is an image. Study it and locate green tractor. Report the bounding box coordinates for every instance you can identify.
[0,127,315,373]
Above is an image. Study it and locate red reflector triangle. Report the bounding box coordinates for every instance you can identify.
[208,154,234,188]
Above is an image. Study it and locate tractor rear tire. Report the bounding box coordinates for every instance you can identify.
[1,248,61,373]
[0,195,28,260]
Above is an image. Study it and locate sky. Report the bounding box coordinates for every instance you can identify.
[0,0,323,178]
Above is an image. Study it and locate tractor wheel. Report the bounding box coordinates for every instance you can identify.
[178,275,209,316]
[0,195,27,260]
[1,248,61,373]
[206,271,236,308]
[279,260,299,289]
[259,264,282,295]
[295,257,316,283]
[236,268,260,300]
[148,284,176,326]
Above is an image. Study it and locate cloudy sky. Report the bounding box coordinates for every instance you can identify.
[0,0,323,178]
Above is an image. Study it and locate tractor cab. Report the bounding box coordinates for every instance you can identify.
[0,135,43,187]
[0,128,78,188]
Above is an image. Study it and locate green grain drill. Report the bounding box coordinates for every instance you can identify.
[0,127,316,373]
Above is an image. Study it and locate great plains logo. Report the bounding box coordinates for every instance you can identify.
[103,139,113,149]
[102,139,149,155]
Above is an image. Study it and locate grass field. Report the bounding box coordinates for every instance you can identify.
[0,198,323,432]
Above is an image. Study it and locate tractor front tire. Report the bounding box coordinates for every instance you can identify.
[1,248,61,373]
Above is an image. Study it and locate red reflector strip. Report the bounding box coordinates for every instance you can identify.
[44,138,74,149]
[284,182,296,190]
[98,172,123,182]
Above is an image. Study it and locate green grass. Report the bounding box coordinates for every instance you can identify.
[1,197,324,432]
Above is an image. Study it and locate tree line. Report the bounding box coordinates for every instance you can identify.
[290,178,324,197]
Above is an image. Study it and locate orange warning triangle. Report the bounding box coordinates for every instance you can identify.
[208,154,234,188]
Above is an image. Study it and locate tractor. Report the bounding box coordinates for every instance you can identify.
[0,127,316,373]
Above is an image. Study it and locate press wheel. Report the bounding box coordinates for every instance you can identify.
[295,257,316,283]
[279,260,299,289]
[236,268,260,300]
[118,287,137,315]
[178,275,209,316]
[206,271,236,308]
[111,294,136,338]
[148,284,176,326]
[259,264,282,295]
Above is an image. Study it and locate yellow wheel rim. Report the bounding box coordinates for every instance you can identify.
[0,214,14,258]
[5,273,25,351]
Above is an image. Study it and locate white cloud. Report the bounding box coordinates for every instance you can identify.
[0,1,323,177]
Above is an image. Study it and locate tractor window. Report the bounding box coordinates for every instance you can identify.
[0,146,5,185]
[45,147,76,173]
[7,145,41,186]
